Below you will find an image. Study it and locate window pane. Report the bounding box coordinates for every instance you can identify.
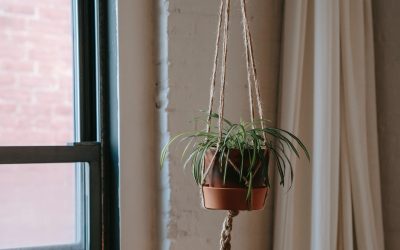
[0,163,85,249]
[0,0,73,146]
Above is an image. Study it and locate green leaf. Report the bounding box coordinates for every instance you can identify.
[270,128,310,161]
[246,172,253,200]
[160,112,310,193]
[223,149,230,184]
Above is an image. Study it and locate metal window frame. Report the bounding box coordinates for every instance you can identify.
[0,0,119,247]
[3,243,82,250]
[72,0,99,248]
[0,0,118,248]
[0,143,101,250]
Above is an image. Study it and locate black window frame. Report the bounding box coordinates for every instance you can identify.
[0,0,118,249]
[0,144,101,250]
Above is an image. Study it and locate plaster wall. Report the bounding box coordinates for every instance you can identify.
[117,0,158,249]
[372,0,400,249]
[164,0,283,249]
[117,0,282,249]
[115,0,400,249]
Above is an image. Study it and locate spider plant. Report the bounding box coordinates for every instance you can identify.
[161,113,310,198]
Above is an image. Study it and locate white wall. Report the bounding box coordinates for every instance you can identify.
[165,0,282,249]
[117,0,283,249]
[118,0,158,249]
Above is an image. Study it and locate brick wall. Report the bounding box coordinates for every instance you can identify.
[0,1,75,248]
[0,0,73,146]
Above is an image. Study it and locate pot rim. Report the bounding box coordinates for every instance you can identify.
[201,185,268,190]
[201,185,268,211]
[207,147,268,151]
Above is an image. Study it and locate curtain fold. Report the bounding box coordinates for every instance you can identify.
[272,0,312,249]
[273,0,384,249]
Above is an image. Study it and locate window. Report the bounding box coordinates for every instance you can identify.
[0,0,113,249]
[0,146,101,250]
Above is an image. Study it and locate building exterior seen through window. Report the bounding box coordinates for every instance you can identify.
[0,0,75,248]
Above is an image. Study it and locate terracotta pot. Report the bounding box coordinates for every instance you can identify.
[201,148,269,210]
[202,185,268,210]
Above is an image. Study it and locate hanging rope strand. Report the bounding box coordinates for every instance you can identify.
[206,0,225,133]
[240,0,267,141]
[202,0,231,184]
[200,2,263,249]
[217,0,231,143]
[240,1,255,126]
[202,0,225,184]
[204,0,267,184]
[220,210,239,250]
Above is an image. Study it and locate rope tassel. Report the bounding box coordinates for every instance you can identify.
[220,210,239,250]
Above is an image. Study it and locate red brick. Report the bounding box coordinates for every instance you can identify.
[54,132,73,143]
[0,0,73,150]
[0,74,17,86]
[47,122,73,132]
[18,75,58,89]
[33,118,56,129]
[26,19,71,37]
[34,91,66,104]
[28,48,70,62]
[0,17,26,31]
[28,0,70,8]
[26,35,72,51]
[52,115,73,124]
[2,4,36,17]
[38,6,71,21]
[53,105,72,116]
[3,33,31,48]
[0,44,27,60]
[19,103,52,114]
[0,60,34,73]
[0,104,17,113]
[0,89,31,103]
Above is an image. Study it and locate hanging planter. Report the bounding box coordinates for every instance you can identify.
[202,148,269,210]
[161,0,310,248]
[161,116,308,211]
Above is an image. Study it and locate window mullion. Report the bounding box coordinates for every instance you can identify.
[73,0,98,143]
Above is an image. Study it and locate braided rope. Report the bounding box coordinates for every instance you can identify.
[239,0,267,141]
[220,210,239,250]
[202,0,267,187]
[202,0,231,184]
[240,1,255,126]
[217,0,231,142]
[206,0,225,133]
[205,0,266,140]
[202,2,265,248]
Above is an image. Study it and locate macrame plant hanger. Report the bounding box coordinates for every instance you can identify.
[202,0,266,249]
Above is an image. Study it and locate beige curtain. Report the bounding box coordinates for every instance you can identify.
[273,0,385,249]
